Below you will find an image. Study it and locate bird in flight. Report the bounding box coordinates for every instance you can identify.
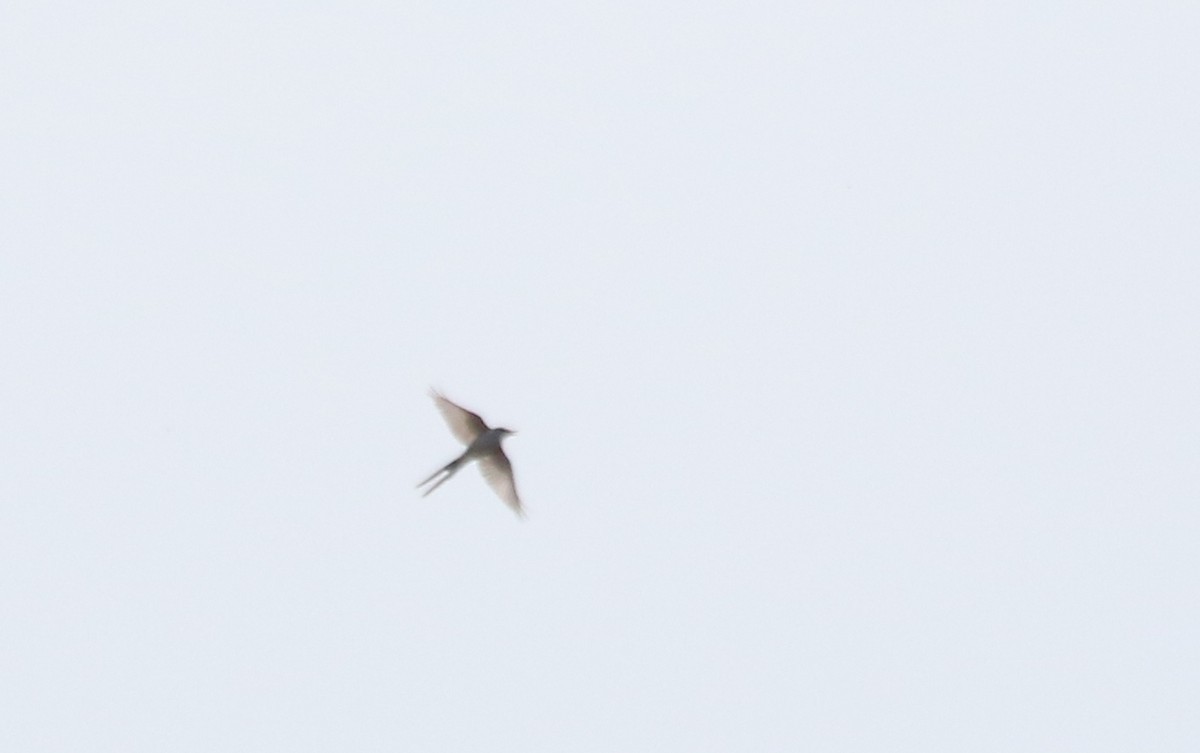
[418,390,524,517]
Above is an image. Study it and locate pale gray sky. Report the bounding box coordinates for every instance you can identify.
[2,2,1197,750]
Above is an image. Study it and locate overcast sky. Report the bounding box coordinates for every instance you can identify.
[2,2,1197,751]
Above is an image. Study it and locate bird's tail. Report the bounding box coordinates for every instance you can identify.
[417,457,464,497]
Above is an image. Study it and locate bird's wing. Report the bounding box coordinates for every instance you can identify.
[479,449,524,517]
[430,390,489,445]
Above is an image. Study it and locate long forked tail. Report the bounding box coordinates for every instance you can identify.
[417,457,464,497]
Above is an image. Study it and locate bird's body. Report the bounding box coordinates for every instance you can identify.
[418,391,523,517]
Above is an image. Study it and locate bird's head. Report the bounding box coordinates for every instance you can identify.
[496,427,517,438]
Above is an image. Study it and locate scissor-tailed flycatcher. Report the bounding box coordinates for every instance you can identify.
[418,390,523,517]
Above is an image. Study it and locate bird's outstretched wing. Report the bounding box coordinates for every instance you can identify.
[430,390,489,445]
[479,450,524,517]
